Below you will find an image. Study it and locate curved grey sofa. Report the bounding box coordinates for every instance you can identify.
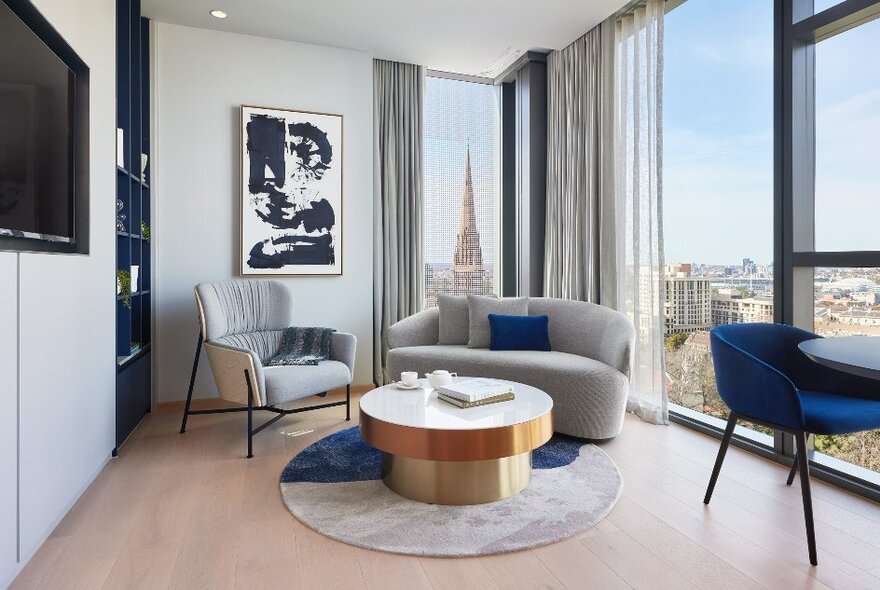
[386,298,635,439]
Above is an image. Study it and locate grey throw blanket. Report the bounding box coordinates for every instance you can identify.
[267,327,336,366]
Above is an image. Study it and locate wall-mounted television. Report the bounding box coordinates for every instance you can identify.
[0,0,89,254]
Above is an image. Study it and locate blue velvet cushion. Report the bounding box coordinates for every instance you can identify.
[799,390,880,435]
[488,314,551,351]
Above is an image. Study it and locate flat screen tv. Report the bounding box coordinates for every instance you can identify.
[0,0,88,253]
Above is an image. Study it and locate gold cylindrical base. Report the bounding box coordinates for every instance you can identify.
[382,452,532,505]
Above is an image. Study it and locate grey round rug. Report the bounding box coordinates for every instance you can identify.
[279,427,623,557]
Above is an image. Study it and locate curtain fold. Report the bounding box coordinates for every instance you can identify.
[544,23,617,305]
[613,0,668,424]
[373,59,425,385]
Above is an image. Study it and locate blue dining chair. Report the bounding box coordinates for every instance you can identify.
[705,323,880,566]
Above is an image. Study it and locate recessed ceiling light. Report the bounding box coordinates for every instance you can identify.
[210,10,228,19]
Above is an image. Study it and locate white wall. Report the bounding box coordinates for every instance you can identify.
[0,254,18,586]
[153,24,374,402]
[0,0,116,587]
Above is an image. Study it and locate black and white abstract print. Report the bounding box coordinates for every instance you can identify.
[241,106,342,276]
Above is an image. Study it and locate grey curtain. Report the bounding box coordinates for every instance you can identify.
[544,24,617,304]
[373,59,425,385]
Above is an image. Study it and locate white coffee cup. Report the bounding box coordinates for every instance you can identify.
[425,370,457,389]
[400,371,419,387]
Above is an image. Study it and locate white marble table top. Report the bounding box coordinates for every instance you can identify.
[359,378,553,431]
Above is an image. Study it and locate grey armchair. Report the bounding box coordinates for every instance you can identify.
[180,280,356,457]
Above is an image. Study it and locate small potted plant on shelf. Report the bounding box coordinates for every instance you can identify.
[117,269,132,309]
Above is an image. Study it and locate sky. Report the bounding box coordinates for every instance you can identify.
[663,0,879,266]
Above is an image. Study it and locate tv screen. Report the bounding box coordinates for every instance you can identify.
[0,0,75,243]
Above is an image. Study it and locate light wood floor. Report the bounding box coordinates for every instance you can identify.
[10,389,880,590]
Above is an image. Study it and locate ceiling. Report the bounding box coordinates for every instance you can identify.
[142,0,628,76]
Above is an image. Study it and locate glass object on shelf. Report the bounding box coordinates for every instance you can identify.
[116,198,126,232]
[663,0,774,436]
[814,17,880,251]
[140,153,148,182]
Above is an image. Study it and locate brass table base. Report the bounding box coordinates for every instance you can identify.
[382,451,532,505]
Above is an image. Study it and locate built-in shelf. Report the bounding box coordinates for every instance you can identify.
[117,230,148,241]
[117,342,151,369]
[115,0,152,452]
[116,289,150,301]
[116,165,149,187]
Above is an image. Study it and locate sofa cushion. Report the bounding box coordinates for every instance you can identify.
[386,345,629,438]
[467,295,528,348]
[489,314,551,351]
[263,360,351,405]
[438,294,471,345]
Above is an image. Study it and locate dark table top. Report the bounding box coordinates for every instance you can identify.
[798,336,880,381]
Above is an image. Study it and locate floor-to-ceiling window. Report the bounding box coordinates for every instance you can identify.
[790,4,880,485]
[662,0,775,440]
[423,75,500,308]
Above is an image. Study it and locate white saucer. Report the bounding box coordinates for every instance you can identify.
[393,381,422,390]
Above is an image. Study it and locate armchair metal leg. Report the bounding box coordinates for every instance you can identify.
[796,432,818,565]
[704,413,737,504]
[787,453,798,486]
[345,384,351,421]
[245,369,254,459]
[180,332,204,434]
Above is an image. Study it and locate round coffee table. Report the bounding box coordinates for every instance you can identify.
[359,378,553,505]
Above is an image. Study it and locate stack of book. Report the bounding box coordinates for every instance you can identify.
[436,378,515,409]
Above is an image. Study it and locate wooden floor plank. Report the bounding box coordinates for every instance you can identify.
[582,531,698,590]
[420,557,499,590]
[355,550,432,590]
[480,551,564,589]
[535,538,631,590]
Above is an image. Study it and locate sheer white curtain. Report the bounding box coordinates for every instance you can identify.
[613,0,668,424]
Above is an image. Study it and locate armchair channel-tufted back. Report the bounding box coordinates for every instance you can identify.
[195,280,292,341]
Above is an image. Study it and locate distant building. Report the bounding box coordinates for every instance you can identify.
[852,291,880,305]
[712,292,774,325]
[834,310,880,327]
[664,264,712,335]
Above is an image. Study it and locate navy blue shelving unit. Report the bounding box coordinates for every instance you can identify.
[116,0,152,451]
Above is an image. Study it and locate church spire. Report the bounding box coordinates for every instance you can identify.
[452,146,484,277]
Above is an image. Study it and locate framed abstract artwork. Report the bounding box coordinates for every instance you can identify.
[240,105,343,276]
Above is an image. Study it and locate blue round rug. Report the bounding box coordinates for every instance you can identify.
[279,427,623,556]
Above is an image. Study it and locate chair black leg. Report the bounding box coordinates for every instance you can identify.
[796,431,818,565]
[245,369,254,459]
[787,452,798,486]
[180,332,203,433]
[345,384,351,421]
[704,413,737,504]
